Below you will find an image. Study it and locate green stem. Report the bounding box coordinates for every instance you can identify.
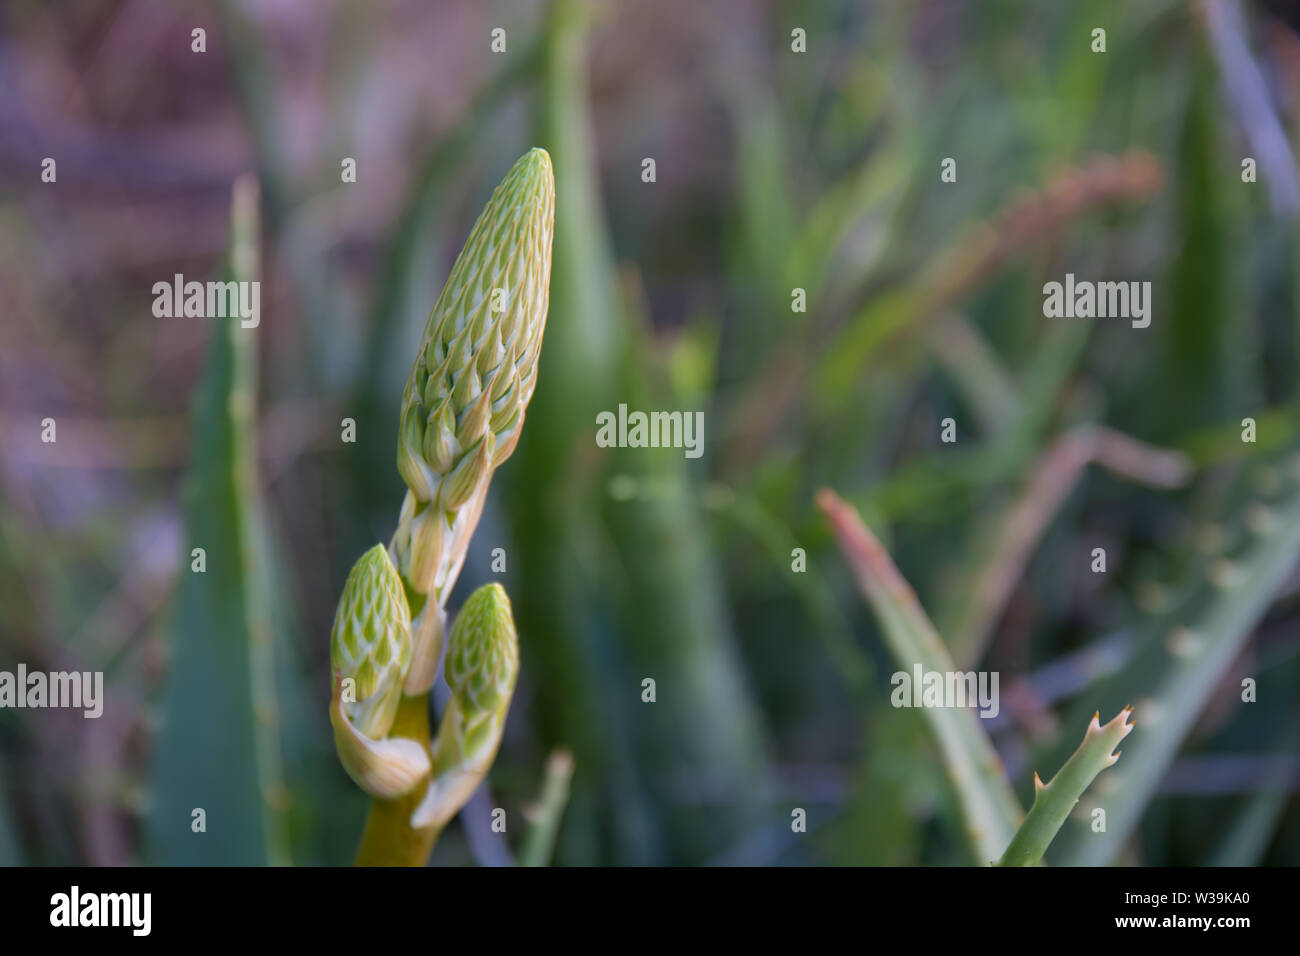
[354,694,443,866]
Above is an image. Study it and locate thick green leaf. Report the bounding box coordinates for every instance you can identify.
[1049,454,1300,864]
[147,179,290,865]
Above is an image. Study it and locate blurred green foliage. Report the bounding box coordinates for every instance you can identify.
[0,0,1297,866]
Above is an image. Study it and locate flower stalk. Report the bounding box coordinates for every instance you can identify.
[331,147,554,866]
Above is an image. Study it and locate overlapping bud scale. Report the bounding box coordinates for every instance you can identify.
[409,583,520,829]
[329,543,413,740]
[330,149,549,834]
[397,148,555,510]
[443,582,520,755]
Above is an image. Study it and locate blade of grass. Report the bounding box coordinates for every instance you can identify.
[927,314,1021,435]
[943,426,1192,669]
[815,152,1163,408]
[519,749,575,867]
[713,488,872,694]
[726,153,1161,466]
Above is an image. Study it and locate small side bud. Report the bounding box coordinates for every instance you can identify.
[411,583,520,829]
[329,544,412,740]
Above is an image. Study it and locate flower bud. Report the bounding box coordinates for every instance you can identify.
[410,583,520,829]
[393,148,554,606]
[329,543,412,740]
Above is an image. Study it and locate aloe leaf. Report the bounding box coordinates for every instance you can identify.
[504,0,658,865]
[832,708,939,865]
[717,491,871,694]
[997,709,1134,866]
[0,773,20,865]
[602,415,769,860]
[260,517,366,864]
[1206,724,1296,866]
[817,489,1023,863]
[1155,55,1243,436]
[147,178,290,865]
[1051,452,1300,865]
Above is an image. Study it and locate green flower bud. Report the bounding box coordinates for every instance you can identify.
[394,148,554,608]
[443,582,519,726]
[410,583,520,829]
[329,543,412,740]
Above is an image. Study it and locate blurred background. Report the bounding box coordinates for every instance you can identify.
[1,0,1299,866]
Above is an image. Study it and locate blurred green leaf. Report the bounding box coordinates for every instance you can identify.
[0,776,20,865]
[147,179,291,865]
[1156,54,1244,435]
[1049,453,1300,864]
[506,0,655,865]
[818,489,1023,863]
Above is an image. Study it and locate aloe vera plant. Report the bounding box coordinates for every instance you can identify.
[1048,452,1300,865]
[818,488,1133,865]
[820,444,1300,866]
[330,147,555,866]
